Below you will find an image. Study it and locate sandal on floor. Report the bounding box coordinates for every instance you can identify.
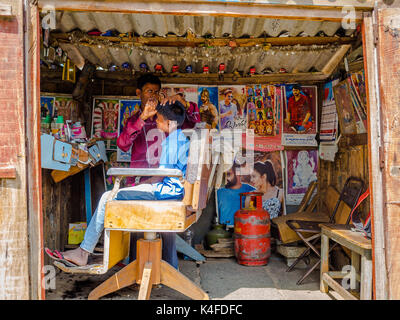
[44,248,79,268]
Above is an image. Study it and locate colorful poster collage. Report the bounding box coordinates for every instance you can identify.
[40,94,78,122]
[91,96,140,156]
[332,71,368,136]
[246,84,283,152]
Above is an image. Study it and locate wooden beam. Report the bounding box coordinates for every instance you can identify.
[53,33,356,48]
[321,44,351,76]
[41,68,328,85]
[38,0,367,22]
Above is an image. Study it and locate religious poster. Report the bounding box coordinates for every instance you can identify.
[54,96,79,122]
[197,86,219,130]
[91,97,120,150]
[218,85,247,130]
[282,84,318,147]
[285,149,318,205]
[238,150,286,219]
[40,96,54,118]
[320,79,339,143]
[117,99,141,162]
[246,84,283,152]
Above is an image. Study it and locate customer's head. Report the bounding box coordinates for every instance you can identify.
[250,161,276,191]
[156,100,186,133]
[136,74,162,106]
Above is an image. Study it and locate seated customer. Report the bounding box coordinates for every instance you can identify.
[45,101,189,270]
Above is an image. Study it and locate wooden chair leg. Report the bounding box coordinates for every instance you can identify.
[88,260,138,300]
[160,260,209,300]
[138,262,153,300]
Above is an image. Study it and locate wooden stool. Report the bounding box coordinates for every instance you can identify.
[320,224,372,300]
[88,232,209,300]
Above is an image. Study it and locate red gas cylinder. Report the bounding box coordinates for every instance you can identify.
[234,192,271,266]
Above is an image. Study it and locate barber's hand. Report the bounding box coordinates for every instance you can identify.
[140,98,158,121]
[160,94,186,107]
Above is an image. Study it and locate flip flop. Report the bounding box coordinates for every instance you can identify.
[44,248,79,268]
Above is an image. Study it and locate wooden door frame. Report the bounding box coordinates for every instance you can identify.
[24,0,45,300]
[32,0,391,300]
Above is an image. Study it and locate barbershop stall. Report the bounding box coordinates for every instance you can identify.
[35,3,379,300]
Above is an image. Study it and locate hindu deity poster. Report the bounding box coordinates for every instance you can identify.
[91,97,120,150]
[218,85,247,130]
[117,99,141,162]
[54,96,78,122]
[246,84,283,152]
[197,86,219,130]
[282,84,318,147]
[285,149,318,205]
[40,96,54,118]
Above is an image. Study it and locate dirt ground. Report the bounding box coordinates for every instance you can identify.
[45,252,341,300]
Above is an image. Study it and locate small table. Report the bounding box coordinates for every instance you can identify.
[320,224,372,300]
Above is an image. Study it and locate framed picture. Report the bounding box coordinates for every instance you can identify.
[282,84,318,147]
[333,80,358,135]
[285,149,318,206]
[218,85,247,130]
[197,86,219,130]
[117,98,141,162]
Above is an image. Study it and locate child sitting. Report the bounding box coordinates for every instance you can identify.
[45,101,189,270]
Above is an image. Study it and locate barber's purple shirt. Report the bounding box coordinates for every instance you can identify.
[116,102,200,185]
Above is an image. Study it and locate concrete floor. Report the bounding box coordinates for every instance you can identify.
[46,253,342,300]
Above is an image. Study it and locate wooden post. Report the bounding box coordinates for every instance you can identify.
[320,233,329,293]
[375,6,400,300]
[362,11,388,300]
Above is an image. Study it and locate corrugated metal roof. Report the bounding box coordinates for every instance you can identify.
[55,11,354,37]
[50,11,355,74]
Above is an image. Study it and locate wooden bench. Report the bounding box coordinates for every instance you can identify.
[320,223,372,300]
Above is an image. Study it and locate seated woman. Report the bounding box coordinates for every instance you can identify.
[250,161,284,219]
[45,101,189,270]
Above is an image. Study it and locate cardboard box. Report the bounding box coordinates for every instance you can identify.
[68,222,87,245]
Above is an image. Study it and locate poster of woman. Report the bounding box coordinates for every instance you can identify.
[240,150,285,218]
[285,149,318,205]
[282,84,318,146]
